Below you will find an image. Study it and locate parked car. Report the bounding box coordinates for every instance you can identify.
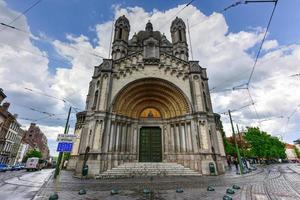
[25,157,43,171]
[6,165,12,171]
[0,164,7,172]
[11,164,24,171]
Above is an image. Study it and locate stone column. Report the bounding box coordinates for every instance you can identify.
[115,123,121,152]
[126,123,131,153]
[102,118,111,153]
[169,124,175,153]
[132,125,138,156]
[163,125,168,154]
[121,123,127,152]
[181,123,187,152]
[186,123,193,152]
[108,122,115,152]
[92,120,101,150]
[175,124,181,152]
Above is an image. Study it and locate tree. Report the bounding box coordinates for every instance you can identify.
[243,127,286,160]
[22,149,42,162]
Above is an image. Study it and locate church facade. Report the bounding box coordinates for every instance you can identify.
[75,16,226,177]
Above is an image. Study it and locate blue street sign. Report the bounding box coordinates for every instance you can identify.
[57,142,73,152]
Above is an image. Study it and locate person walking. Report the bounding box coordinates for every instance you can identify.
[233,159,239,173]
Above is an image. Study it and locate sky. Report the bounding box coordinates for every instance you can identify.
[0,0,300,157]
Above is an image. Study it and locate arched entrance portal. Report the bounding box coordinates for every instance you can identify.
[112,78,191,163]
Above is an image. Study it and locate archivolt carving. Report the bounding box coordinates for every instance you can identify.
[112,78,191,119]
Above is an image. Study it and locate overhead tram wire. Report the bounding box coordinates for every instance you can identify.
[246,0,278,87]
[0,0,43,32]
[158,0,195,30]
[0,23,107,60]
[23,87,84,111]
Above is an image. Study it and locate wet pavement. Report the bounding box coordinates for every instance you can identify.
[11,164,300,199]
[0,169,54,200]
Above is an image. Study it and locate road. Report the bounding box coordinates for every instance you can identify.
[0,169,54,200]
[1,164,300,199]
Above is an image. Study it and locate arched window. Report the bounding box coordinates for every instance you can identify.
[179,30,182,42]
[118,28,122,40]
[93,90,99,109]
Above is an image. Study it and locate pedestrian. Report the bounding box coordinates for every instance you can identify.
[227,157,231,169]
[233,159,239,173]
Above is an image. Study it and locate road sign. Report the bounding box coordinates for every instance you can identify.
[57,142,73,152]
[57,134,76,143]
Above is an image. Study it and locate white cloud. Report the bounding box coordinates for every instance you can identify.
[262,39,279,51]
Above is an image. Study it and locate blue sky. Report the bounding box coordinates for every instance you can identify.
[6,0,300,45]
[1,0,300,156]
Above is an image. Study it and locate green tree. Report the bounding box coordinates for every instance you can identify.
[243,127,286,160]
[22,149,42,162]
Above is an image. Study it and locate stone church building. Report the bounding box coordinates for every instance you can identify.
[74,16,226,177]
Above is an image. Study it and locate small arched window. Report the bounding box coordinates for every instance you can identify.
[93,90,99,109]
[118,28,123,40]
[179,30,182,42]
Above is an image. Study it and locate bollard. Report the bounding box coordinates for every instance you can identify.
[223,195,233,200]
[226,188,235,194]
[49,193,59,200]
[111,188,119,195]
[176,187,184,193]
[143,188,150,194]
[78,189,87,195]
[207,186,215,191]
[232,185,241,190]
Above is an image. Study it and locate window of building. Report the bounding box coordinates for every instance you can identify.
[118,28,122,40]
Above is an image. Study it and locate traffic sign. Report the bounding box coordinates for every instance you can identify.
[57,142,73,152]
[57,134,76,143]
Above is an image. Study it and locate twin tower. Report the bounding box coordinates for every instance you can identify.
[111,15,189,61]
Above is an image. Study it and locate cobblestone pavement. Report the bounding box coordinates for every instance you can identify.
[34,164,300,200]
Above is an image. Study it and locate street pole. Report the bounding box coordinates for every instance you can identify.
[228,110,243,174]
[54,106,72,179]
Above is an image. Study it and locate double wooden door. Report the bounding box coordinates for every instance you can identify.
[139,127,162,162]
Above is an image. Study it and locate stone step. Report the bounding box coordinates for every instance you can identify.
[95,162,202,178]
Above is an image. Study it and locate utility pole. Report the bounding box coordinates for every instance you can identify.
[54,106,72,179]
[228,110,243,174]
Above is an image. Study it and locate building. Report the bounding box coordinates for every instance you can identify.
[285,144,298,161]
[23,123,50,160]
[6,118,24,164]
[0,89,24,164]
[16,142,30,163]
[75,16,226,177]
[67,111,86,170]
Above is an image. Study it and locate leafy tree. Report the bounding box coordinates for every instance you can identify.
[63,152,71,160]
[243,127,286,160]
[22,149,42,162]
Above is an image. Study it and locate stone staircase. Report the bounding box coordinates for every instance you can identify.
[95,162,201,179]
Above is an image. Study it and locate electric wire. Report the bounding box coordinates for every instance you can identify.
[0,0,43,32]
[246,0,278,86]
